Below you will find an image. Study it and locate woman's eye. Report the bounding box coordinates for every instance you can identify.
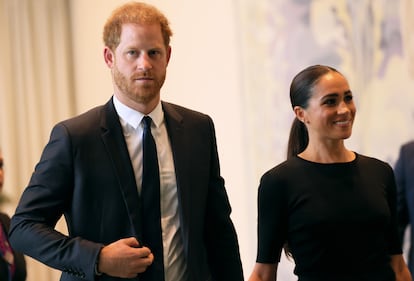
[345,95,353,102]
[324,98,337,105]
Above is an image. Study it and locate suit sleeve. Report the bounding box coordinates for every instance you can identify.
[394,144,409,245]
[9,123,102,281]
[203,117,244,281]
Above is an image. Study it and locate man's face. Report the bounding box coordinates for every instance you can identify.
[105,23,171,113]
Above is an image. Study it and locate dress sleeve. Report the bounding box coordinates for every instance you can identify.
[385,163,404,255]
[256,169,288,263]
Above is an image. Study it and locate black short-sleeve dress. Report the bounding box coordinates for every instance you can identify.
[256,153,401,281]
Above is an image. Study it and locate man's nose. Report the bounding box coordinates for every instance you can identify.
[137,53,152,70]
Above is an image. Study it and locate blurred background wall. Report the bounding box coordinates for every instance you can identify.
[1,0,413,280]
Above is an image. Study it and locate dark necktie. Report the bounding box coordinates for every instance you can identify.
[0,223,14,281]
[140,116,164,281]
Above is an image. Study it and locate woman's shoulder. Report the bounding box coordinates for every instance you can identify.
[260,157,305,182]
[354,153,394,176]
[355,153,391,167]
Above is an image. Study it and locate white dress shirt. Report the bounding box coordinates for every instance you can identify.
[113,96,188,281]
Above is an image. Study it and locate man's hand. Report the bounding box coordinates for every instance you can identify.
[98,237,154,278]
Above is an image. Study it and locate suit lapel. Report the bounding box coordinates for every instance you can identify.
[162,102,191,245]
[100,98,143,240]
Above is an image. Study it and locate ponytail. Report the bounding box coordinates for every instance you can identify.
[286,118,308,159]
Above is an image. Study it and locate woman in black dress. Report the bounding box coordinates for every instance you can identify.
[248,65,411,281]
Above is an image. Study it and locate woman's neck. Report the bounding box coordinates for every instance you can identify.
[298,142,355,163]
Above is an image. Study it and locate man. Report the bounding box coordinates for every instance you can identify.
[8,2,244,281]
[395,140,414,274]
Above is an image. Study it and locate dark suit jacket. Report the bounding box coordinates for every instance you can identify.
[0,213,26,281]
[9,98,243,281]
[395,140,414,273]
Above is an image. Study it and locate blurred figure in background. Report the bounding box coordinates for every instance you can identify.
[395,140,414,274]
[0,149,26,281]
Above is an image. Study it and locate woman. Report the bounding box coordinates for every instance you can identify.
[248,65,411,281]
[0,149,27,281]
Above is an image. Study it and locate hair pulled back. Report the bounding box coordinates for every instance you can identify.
[286,65,340,158]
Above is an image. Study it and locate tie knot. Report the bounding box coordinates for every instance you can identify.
[143,116,152,129]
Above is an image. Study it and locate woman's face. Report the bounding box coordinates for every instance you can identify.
[297,71,356,143]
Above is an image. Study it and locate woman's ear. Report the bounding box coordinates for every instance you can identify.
[294,106,307,123]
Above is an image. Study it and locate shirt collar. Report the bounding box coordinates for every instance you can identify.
[113,95,164,130]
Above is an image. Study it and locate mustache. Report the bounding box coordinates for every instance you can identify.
[131,71,152,79]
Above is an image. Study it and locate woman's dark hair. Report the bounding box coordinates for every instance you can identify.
[286,65,341,158]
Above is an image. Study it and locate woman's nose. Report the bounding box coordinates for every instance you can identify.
[337,101,351,114]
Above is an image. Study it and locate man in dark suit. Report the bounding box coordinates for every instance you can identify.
[8,2,243,281]
[395,140,414,274]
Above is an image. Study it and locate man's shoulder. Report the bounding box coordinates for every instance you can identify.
[51,100,115,136]
[162,101,210,119]
[60,100,113,126]
[402,140,414,151]
[68,104,109,122]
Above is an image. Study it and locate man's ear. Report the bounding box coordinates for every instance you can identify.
[104,47,115,68]
[166,45,172,65]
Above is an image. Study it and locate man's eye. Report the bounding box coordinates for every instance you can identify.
[149,50,161,57]
[127,50,137,56]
